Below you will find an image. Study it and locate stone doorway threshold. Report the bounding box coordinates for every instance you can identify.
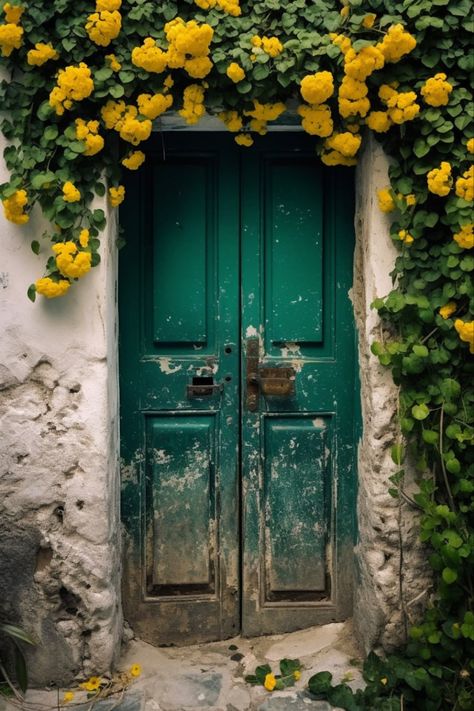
[11,621,363,711]
[119,620,363,711]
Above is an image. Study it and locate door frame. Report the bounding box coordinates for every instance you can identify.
[118,123,361,644]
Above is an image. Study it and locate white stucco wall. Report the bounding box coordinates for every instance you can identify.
[0,130,429,683]
[0,134,122,684]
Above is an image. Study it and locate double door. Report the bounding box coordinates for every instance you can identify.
[119,132,357,645]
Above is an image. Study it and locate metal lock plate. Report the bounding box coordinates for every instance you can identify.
[258,367,295,397]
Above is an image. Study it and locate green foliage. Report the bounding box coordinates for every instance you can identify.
[0,1,473,708]
[0,622,35,695]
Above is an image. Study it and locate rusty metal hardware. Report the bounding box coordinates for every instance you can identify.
[258,367,295,397]
[246,338,296,411]
[187,377,223,398]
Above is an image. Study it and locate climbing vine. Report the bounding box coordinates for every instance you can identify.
[0,0,473,708]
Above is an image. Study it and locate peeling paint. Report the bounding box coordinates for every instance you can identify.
[158,358,182,375]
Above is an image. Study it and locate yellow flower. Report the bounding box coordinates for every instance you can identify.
[97,0,122,9]
[398,230,414,245]
[137,93,173,120]
[427,162,452,197]
[264,673,277,691]
[340,5,350,19]
[235,133,253,147]
[293,670,301,680]
[467,138,474,154]
[132,37,168,73]
[421,73,453,107]
[298,104,333,137]
[0,22,23,56]
[130,663,142,677]
[27,42,59,66]
[338,75,371,119]
[439,302,457,319]
[376,24,416,63]
[2,189,29,224]
[362,14,376,29]
[226,62,245,83]
[79,229,90,248]
[122,150,146,170]
[453,223,474,249]
[105,53,121,71]
[75,118,104,156]
[179,84,206,125]
[63,691,74,703]
[455,166,474,202]
[344,45,385,82]
[405,194,416,206]
[53,242,92,279]
[321,150,357,167]
[261,36,283,57]
[300,71,334,105]
[377,188,395,213]
[85,9,122,47]
[454,319,474,354]
[80,676,102,692]
[49,63,94,115]
[380,677,388,686]
[325,131,362,158]
[62,181,81,203]
[244,100,286,122]
[218,110,243,133]
[109,185,125,207]
[217,0,241,15]
[3,3,24,24]
[366,111,392,133]
[35,277,70,298]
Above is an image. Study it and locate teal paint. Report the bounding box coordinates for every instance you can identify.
[119,132,357,644]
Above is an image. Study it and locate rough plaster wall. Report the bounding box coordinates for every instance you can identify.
[0,135,122,684]
[352,136,432,653]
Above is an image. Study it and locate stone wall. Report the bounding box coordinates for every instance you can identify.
[0,135,122,684]
[0,130,429,684]
[352,137,432,653]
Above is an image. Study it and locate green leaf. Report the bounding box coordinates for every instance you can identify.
[412,404,430,420]
[30,240,40,255]
[255,664,272,684]
[308,671,333,695]
[13,646,28,693]
[391,444,405,465]
[440,379,461,400]
[442,567,458,584]
[422,430,439,445]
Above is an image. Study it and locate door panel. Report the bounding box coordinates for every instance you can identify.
[241,138,357,635]
[120,132,357,644]
[120,134,240,645]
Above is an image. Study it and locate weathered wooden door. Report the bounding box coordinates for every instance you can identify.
[120,132,357,646]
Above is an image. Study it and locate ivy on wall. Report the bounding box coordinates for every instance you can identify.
[0,1,473,708]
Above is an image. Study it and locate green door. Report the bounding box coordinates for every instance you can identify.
[120,132,357,646]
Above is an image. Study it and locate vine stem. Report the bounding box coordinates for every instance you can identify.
[439,405,456,513]
[0,659,24,703]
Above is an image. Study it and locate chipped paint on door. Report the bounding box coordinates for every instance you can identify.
[119,132,358,644]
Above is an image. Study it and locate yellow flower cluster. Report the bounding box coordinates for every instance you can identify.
[165,18,214,78]
[321,117,362,165]
[453,224,474,249]
[27,42,59,66]
[194,0,241,15]
[454,319,474,354]
[455,166,474,202]
[251,35,283,58]
[131,37,168,73]
[75,118,104,156]
[2,188,29,224]
[421,73,453,107]
[467,138,474,154]
[338,75,370,119]
[300,71,334,105]
[79,228,90,247]
[363,13,376,29]
[439,302,457,319]
[0,2,23,57]
[35,277,70,298]
[226,62,245,83]
[80,676,102,692]
[53,241,91,279]
[344,45,384,82]
[122,151,146,170]
[366,110,392,133]
[137,93,173,120]
[101,100,152,144]
[62,181,81,202]
[378,84,420,124]
[85,1,122,47]
[244,100,286,122]
[297,104,333,137]
[427,162,452,196]
[330,33,352,56]
[264,673,277,691]
[179,84,206,125]
[377,24,416,63]
[218,110,243,132]
[398,229,414,245]
[377,188,395,213]
[49,63,94,115]
[109,185,125,206]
